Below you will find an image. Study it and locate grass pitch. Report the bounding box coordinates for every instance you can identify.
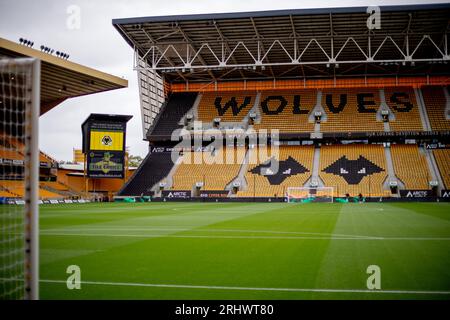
[37,202,450,299]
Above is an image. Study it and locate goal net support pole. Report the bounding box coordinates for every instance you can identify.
[0,58,40,300]
[24,59,40,300]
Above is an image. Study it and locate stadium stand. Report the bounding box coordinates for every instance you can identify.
[385,87,424,132]
[40,181,70,191]
[1,136,24,157]
[119,151,176,196]
[0,190,16,198]
[0,180,63,199]
[319,144,388,197]
[171,147,245,191]
[38,188,63,199]
[112,5,450,200]
[391,144,431,190]
[1,131,84,199]
[1,134,51,166]
[422,86,450,131]
[433,149,450,189]
[40,181,82,199]
[0,181,23,197]
[0,149,23,160]
[320,88,385,132]
[197,91,255,123]
[238,145,314,197]
[148,92,198,139]
[253,90,315,133]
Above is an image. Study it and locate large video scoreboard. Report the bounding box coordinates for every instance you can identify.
[81,114,132,179]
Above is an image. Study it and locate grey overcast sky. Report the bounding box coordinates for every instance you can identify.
[0,0,447,161]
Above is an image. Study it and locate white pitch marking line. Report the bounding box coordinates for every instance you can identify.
[41,227,376,239]
[30,279,450,295]
[38,232,450,241]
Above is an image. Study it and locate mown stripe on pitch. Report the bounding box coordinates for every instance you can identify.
[36,279,450,295]
[39,232,450,241]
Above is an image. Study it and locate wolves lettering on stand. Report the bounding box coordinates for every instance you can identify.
[214,95,311,117]
[357,93,378,113]
[261,96,288,115]
[214,96,252,116]
[326,93,378,114]
[390,93,413,112]
[212,92,413,117]
[260,96,309,115]
[250,156,309,185]
[324,92,412,114]
[326,94,347,113]
[323,155,384,184]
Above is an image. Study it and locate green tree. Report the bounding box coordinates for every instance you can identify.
[128,155,143,167]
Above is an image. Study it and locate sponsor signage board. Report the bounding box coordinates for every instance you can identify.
[199,190,229,198]
[441,190,450,198]
[400,190,432,198]
[87,151,125,178]
[161,190,191,199]
[424,142,448,150]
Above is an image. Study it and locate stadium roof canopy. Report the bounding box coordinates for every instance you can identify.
[81,113,133,128]
[113,3,450,83]
[0,37,128,115]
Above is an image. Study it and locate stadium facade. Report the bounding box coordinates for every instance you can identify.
[112,4,450,202]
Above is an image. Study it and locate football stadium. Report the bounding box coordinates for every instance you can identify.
[1,1,450,305]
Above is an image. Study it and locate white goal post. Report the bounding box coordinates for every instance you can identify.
[0,58,40,300]
[286,187,334,203]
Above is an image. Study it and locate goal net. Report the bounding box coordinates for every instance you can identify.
[286,187,334,203]
[0,58,40,300]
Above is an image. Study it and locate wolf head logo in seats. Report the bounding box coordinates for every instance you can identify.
[323,156,383,184]
[250,156,309,185]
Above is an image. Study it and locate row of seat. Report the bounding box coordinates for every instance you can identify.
[421,86,450,131]
[433,149,450,189]
[148,92,198,138]
[1,133,65,199]
[0,180,65,199]
[1,134,53,165]
[172,148,246,191]
[390,144,431,190]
